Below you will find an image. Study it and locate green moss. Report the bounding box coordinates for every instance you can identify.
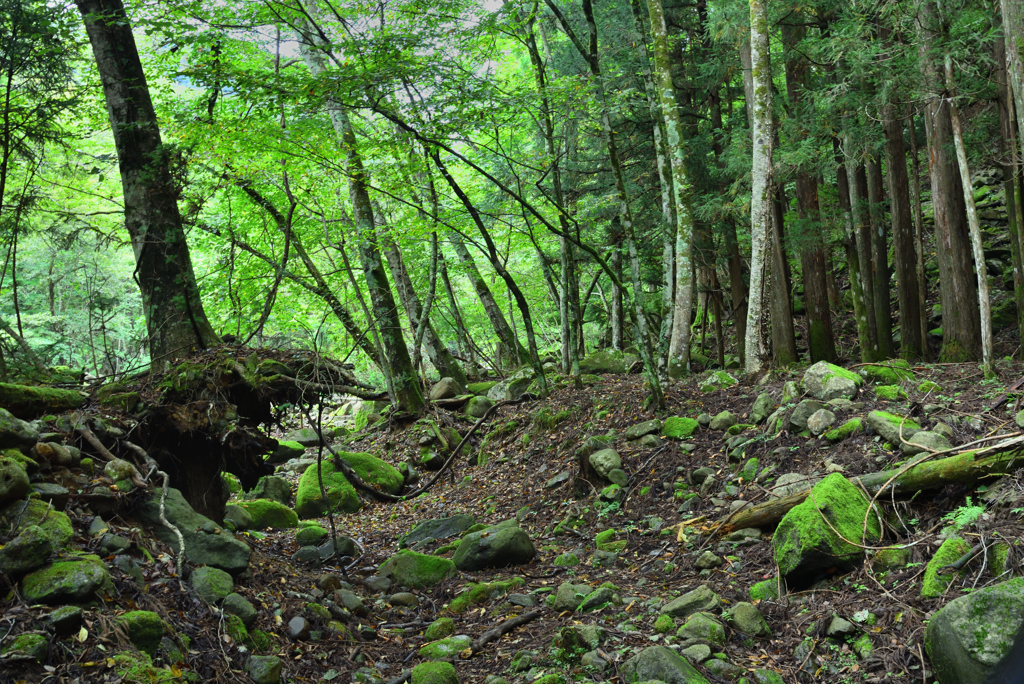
[379,549,457,589]
[749,579,780,602]
[424,617,456,641]
[225,614,249,643]
[816,363,865,387]
[448,577,525,613]
[0,383,85,418]
[418,634,472,659]
[859,362,914,385]
[411,661,459,684]
[594,529,627,553]
[921,536,971,598]
[824,417,864,443]
[246,629,273,652]
[874,385,906,401]
[119,611,167,656]
[553,552,580,566]
[580,374,600,385]
[873,546,912,571]
[653,614,675,634]
[1,633,47,662]
[917,381,942,393]
[236,499,298,528]
[294,459,360,518]
[113,652,185,683]
[223,472,242,495]
[991,543,1010,577]
[533,408,571,430]
[467,381,499,395]
[2,498,73,551]
[663,417,699,439]
[4,448,39,474]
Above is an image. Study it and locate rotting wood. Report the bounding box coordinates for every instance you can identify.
[468,609,544,656]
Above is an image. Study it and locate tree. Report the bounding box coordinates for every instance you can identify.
[76,0,219,370]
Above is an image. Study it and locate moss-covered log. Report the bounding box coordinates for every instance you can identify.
[0,383,85,419]
[718,444,1024,536]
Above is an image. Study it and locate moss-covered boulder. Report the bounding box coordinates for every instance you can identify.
[700,370,738,392]
[236,499,298,528]
[621,646,710,684]
[112,652,182,683]
[378,549,456,588]
[467,380,498,395]
[452,525,535,571]
[448,578,525,612]
[295,524,329,546]
[191,566,234,603]
[424,617,456,641]
[21,553,111,603]
[874,385,907,401]
[860,361,915,385]
[924,577,1024,684]
[0,408,39,449]
[246,655,283,684]
[119,611,167,656]
[1,633,48,662]
[865,410,921,445]
[1,498,73,552]
[773,473,881,586]
[0,383,84,419]
[0,453,30,506]
[579,349,638,375]
[411,661,459,684]
[465,395,493,418]
[802,361,863,401]
[266,440,304,465]
[922,536,971,598]
[418,634,472,660]
[824,417,864,443]
[244,475,292,505]
[295,459,360,518]
[0,523,52,575]
[399,514,475,549]
[663,416,699,439]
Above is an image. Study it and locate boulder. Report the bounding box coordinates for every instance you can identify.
[0,408,39,449]
[709,411,737,431]
[283,427,322,447]
[806,409,836,436]
[901,430,952,456]
[224,592,258,628]
[399,514,475,549]
[21,554,110,603]
[452,526,535,571]
[245,475,292,505]
[1,634,47,663]
[660,585,721,619]
[0,455,30,507]
[1,498,73,552]
[588,449,622,480]
[579,349,638,374]
[295,525,329,546]
[223,504,254,531]
[0,524,52,575]
[418,634,472,660]
[31,482,69,510]
[663,417,699,439]
[378,549,457,588]
[191,566,234,603]
[802,361,863,401]
[295,452,403,518]
[774,473,881,586]
[749,393,775,425]
[236,499,298,528]
[780,380,800,403]
[246,655,283,684]
[486,367,536,402]
[677,612,725,645]
[266,440,304,465]
[730,602,771,637]
[411,662,459,684]
[621,646,709,684]
[925,577,1024,684]
[624,419,662,440]
[134,487,251,573]
[700,371,738,392]
[120,611,166,656]
[553,582,593,611]
[789,399,826,432]
[465,395,493,418]
[866,410,921,445]
[430,377,465,401]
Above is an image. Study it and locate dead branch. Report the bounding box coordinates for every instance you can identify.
[469,609,544,656]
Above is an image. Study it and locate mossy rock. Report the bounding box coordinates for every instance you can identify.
[102,392,142,413]
[1,498,73,552]
[918,381,942,393]
[873,546,912,571]
[594,529,627,553]
[378,549,456,589]
[0,383,85,419]
[653,613,675,634]
[417,634,472,660]
[0,454,30,507]
[467,381,499,395]
[119,611,167,656]
[663,417,699,439]
[824,417,864,443]
[113,652,185,683]
[424,617,456,641]
[553,552,579,566]
[236,499,298,529]
[295,525,329,546]
[1,633,47,662]
[294,459,360,518]
[21,553,111,604]
[874,385,907,401]
[223,472,242,495]
[579,349,638,374]
[749,579,780,602]
[859,362,915,385]
[921,536,971,598]
[448,577,524,613]
[411,661,459,684]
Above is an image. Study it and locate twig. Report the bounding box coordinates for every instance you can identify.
[468,609,544,656]
[385,670,411,684]
[156,469,185,578]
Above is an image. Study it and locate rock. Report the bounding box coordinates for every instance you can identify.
[660,585,722,619]
[709,411,737,431]
[0,455,30,506]
[283,427,322,447]
[389,591,418,607]
[465,395,493,418]
[467,381,498,395]
[933,422,955,440]
[98,533,130,554]
[553,582,593,611]
[246,655,283,684]
[803,361,863,400]
[411,662,459,684]
[430,377,465,401]
[922,536,971,598]
[589,449,622,479]
[694,551,723,570]
[827,616,856,638]
[0,408,39,449]
[266,440,304,465]
[425,617,456,641]
[295,452,403,518]
[621,645,709,684]
[418,634,472,659]
[704,659,745,679]
[21,553,110,603]
[790,399,826,432]
[245,475,292,505]
[452,525,535,571]
[237,499,298,528]
[607,468,628,486]
[120,611,166,655]
[134,487,251,573]
[681,643,711,663]
[2,498,72,552]
[363,575,392,593]
[399,514,475,549]
[749,393,776,425]
[774,473,881,586]
[677,612,725,645]
[287,616,311,640]
[624,419,662,440]
[0,524,51,575]
[1,633,47,662]
[223,504,253,531]
[46,605,83,635]
[508,593,535,607]
[579,349,638,374]
[780,380,800,403]
[902,430,952,456]
[865,410,921,445]
[486,367,536,401]
[581,650,609,671]
[191,566,234,603]
[806,409,836,436]
[319,535,358,558]
[690,467,715,485]
[336,589,367,615]
[578,586,617,612]
[860,361,915,385]
[104,458,136,480]
[378,549,456,588]
[224,592,258,628]
[700,370,738,392]
[113,555,144,585]
[295,525,329,546]
[31,482,69,510]
[731,602,770,637]
[924,577,1024,684]
[770,472,818,498]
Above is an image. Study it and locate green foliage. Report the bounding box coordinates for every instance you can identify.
[942,497,985,533]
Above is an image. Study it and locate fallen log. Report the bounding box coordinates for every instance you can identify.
[716,442,1024,536]
[0,382,85,418]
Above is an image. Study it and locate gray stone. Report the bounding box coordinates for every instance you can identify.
[581,650,609,671]
[399,514,474,548]
[806,409,836,436]
[545,470,571,488]
[780,380,800,404]
[45,605,83,635]
[318,535,358,559]
[246,655,283,684]
[933,422,955,440]
[337,589,367,615]
[589,449,622,479]
[694,551,723,570]
[508,593,535,607]
[0,409,39,450]
[607,468,628,486]
[135,488,251,573]
[292,547,321,567]
[577,586,617,612]
[770,472,818,498]
[749,393,775,425]
[283,428,322,447]
[553,582,593,611]
[266,441,304,465]
[98,533,130,554]
[709,411,737,431]
[704,658,745,680]
[465,395,493,418]
[223,505,254,531]
[30,483,69,510]
[363,575,392,593]
[624,419,662,440]
[388,592,418,607]
[287,616,311,640]
[452,525,535,571]
[486,367,536,402]
[790,400,826,431]
[191,566,234,603]
[924,577,1024,684]
[621,645,708,684]
[245,475,292,505]
[0,456,30,507]
[104,458,136,480]
[113,555,144,585]
[680,643,711,663]
[803,361,862,400]
[0,524,51,575]
[678,612,725,645]
[224,592,258,628]
[660,585,721,619]
[865,410,921,445]
[690,467,715,485]
[731,602,770,637]
[901,430,952,456]
[430,377,465,401]
[827,617,856,638]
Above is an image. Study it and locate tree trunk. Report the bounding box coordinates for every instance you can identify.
[907,116,931,359]
[770,188,799,366]
[438,252,475,368]
[883,104,925,359]
[997,35,1024,349]
[865,153,894,358]
[850,162,879,358]
[834,139,872,360]
[76,0,219,371]
[916,0,981,362]
[1002,0,1024,154]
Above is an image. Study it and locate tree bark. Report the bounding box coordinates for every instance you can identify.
[850,162,879,359]
[1002,0,1024,155]
[907,116,931,359]
[865,153,894,358]
[834,139,872,361]
[996,35,1024,350]
[76,0,219,371]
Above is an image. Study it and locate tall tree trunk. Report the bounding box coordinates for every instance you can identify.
[770,187,799,366]
[907,116,931,359]
[834,139,872,360]
[744,0,773,375]
[1002,0,1024,153]
[296,23,423,412]
[76,0,219,370]
[851,162,879,358]
[865,152,894,358]
[997,33,1024,348]
[882,103,925,359]
[916,0,981,362]
[438,252,475,368]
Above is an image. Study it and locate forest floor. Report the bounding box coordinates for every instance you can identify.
[3,351,1024,684]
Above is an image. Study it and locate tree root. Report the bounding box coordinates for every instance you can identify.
[468,608,543,656]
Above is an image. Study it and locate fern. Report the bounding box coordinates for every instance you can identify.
[941,497,985,532]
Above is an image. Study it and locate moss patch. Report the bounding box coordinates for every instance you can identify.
[921,536,971,598]
[236,499,298,529]
[378,549,457,589]
[119,611,167,656]
[0,383,85,419]
[860,362,914,385]
[448,577,525,613]
[1,498,73,551]
[874,385,907,401]
[295,459,360,518]
[824,417,864,443]
[663,417,699,439]
[411,661,459,684]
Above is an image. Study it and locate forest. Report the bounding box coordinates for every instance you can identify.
[0,0,1023,683]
